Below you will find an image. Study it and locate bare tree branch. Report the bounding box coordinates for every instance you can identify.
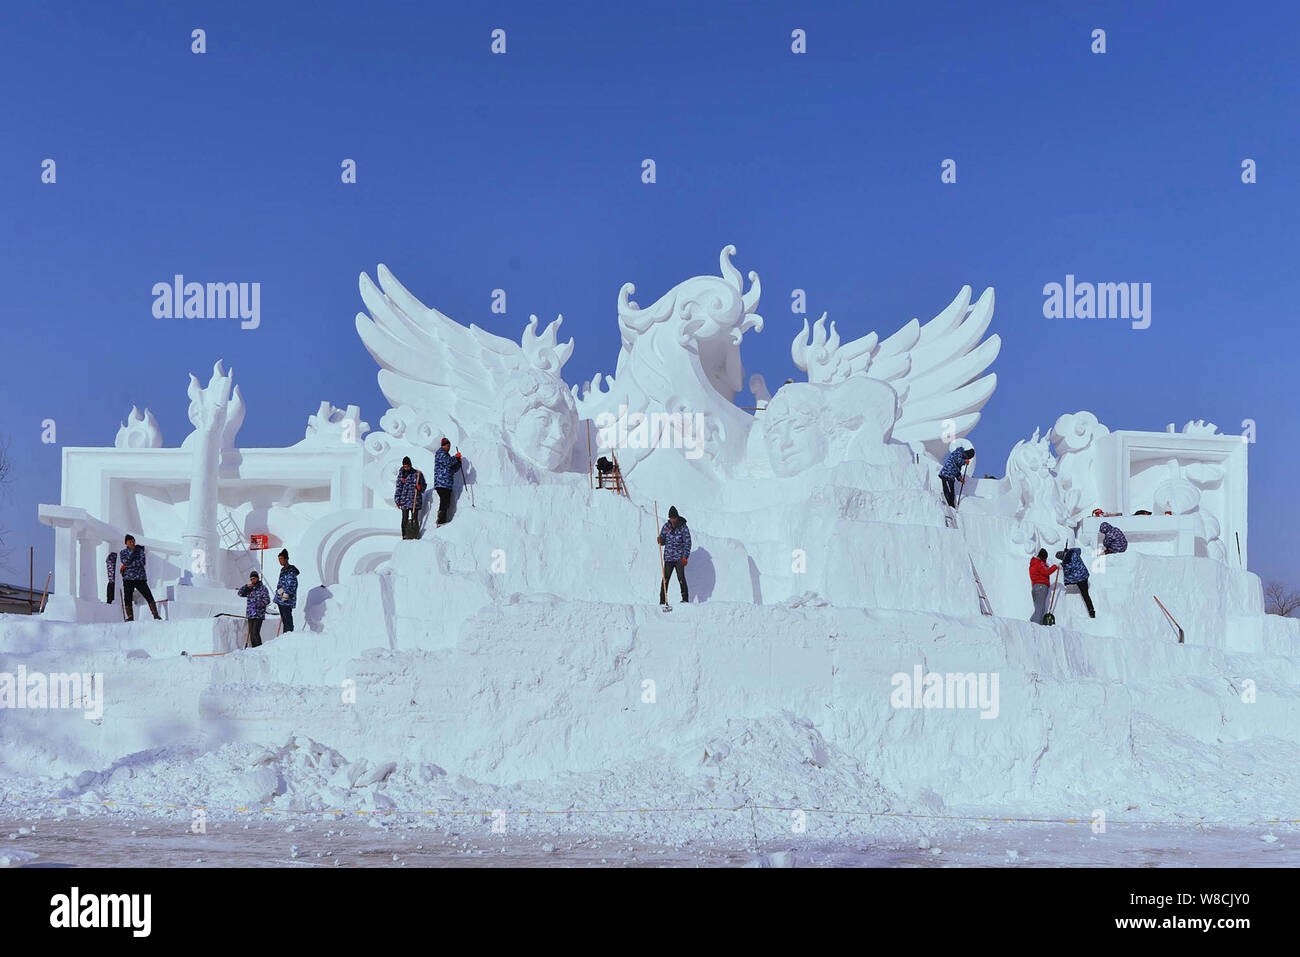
[1264,581,1300,617]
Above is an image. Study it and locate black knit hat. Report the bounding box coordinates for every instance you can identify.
[401,456,412,467]
[1037,548,1048,561]
[278,549,289,559]
[668,506,679,519]
[250,571,260,580]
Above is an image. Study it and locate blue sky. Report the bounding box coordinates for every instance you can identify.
[0,0,1296,586]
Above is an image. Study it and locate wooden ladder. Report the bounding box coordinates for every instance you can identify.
[595,452,631,499]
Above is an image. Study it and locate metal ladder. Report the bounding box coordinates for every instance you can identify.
[969,558,993,616]
[216,512,258,576]
[944,503,993,616]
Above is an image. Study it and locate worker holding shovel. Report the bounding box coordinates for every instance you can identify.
[1028,548,1058,625]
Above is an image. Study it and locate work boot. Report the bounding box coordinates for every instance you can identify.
[147,600,161,620]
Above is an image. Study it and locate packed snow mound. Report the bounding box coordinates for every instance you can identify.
[5,595,1300,839]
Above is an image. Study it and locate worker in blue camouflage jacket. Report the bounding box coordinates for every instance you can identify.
[657,506,693,605]
[433,438,462,526]
[119,534,161,620]
[1055,546,1096,618]
[939,445,975,508]
[394,456,427,539]
[237,571,272,648]
[274,549,300,633]
[1099,522,1128,555]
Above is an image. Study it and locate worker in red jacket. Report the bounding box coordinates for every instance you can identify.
[1028,548,1059,624]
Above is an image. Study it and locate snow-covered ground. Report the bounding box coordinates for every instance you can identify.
[3,577,1299,866]
[2,812,1294,868]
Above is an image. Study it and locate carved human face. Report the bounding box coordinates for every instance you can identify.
[503,371,580,471]
[514,402,577,470]
[763,387,826,477]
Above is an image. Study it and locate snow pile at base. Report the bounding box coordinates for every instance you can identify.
[4,585,1300,842]
[6,470,1300,843]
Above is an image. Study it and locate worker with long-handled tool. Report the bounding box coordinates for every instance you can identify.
[939,445,975,509]
[1028,548,1058,625]
[456,444,474,508]
[394,456,427,540]
[433,437,462,526]
[1042,568,1062,626]
[656,504,692,609]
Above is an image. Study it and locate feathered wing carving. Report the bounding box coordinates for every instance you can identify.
[791,286,1000,456]
[354,265,574,430]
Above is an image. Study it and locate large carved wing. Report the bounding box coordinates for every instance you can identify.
[355,265,573,424]
[791,286,999,456]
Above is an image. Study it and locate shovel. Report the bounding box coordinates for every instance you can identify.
[1042,570,1060,626]
[1042,542,1069,626]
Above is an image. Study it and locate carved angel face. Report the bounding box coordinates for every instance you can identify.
[763,385,828,476]
[761,378,899,477]
[502,369,580,471]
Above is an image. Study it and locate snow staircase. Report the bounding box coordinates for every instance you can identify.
[217,512,259,577]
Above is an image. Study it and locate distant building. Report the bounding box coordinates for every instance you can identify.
[0,582,43,615]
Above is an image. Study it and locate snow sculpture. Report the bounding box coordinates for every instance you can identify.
[1004,428,1074,554]
[789,286,1000,460]
[1051,413,1244,564]
[355,266,581,483]
[302,402,369,447]
[501,368,581,471]
[114,406,163,449]
[1050,411,1110,517]
[579,245,764,477]
[37,243,1268,641]
[1171,419,1220,437]
[1151,459,1229,561]
[180,361,244,586]
[756,377,902,477]
[353,247,1002,500]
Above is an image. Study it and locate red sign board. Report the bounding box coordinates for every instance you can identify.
[249,534,269,550]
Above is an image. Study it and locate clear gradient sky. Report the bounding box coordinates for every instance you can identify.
[0,0,1296,586]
